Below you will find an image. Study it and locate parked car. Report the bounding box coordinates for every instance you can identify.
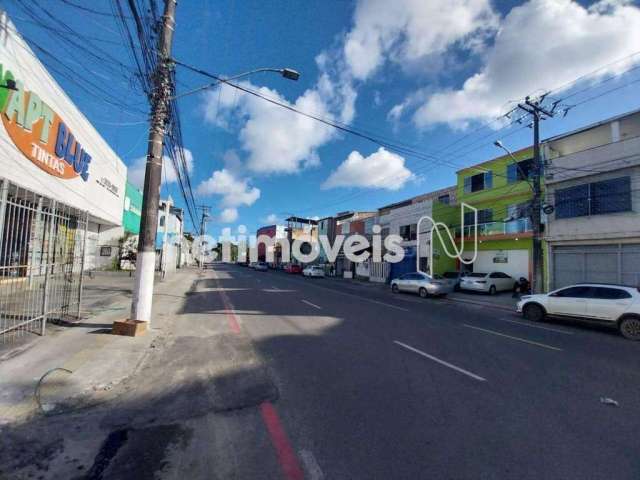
[248,262,258,269]
[285,264,302,274]
[303,265,325,278]
[391,272,452,298]
[459,271,516,295]
[442,271,466,291]
[255,262,268,271]
[517,283,640,340]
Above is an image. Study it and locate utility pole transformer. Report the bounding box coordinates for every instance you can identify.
[518,96,555,294]
[131,0,177,323]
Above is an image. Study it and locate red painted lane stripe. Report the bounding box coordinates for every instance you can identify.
[260,401,305,480]
[220,294,241,334]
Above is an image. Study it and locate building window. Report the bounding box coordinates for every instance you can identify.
[464,208,493,225]
[100,246,112,257]
[159,216,165,227]
[506,158,534,183]
[555,177,631,219]
[437,194,450,204]
[399,224,417,241]
[464,171,493,193]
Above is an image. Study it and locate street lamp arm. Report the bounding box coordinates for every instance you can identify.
[171,65,299,100]
[493,140,535,193]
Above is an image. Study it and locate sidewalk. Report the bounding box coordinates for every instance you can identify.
[0,268,199,424]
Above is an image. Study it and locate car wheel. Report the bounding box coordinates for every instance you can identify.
[391,284,399,293]
[419,287,428,298]
[523,303,545,322]
[489,285,497,295]
[619,316,640,341]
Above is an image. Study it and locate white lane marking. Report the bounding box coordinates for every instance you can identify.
[301,282,409,312]
[498,317,573,335]
[394,340,487,382]
[463,324,563,351]
[268,272,410,312]
[302,299,322,310]
[299,449,324,480]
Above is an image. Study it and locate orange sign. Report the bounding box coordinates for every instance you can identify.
[1,64,91,181]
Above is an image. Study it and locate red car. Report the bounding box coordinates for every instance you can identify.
[285,264,302,274]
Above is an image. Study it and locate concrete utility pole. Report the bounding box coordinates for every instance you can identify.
[518,96,556,294]
[197,205,210,268]
[131,0,177,323]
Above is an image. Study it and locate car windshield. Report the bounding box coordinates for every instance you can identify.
[467,273,487,278]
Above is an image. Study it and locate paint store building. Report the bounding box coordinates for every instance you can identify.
[0,11,127,337]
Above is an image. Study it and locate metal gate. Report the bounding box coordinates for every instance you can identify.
[552,243,640,290]
[0,179,88,343]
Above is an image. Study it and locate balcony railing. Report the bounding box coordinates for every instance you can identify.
[457,218,531,237]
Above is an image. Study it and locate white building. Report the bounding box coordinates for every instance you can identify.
[543,109,640,289]
[0,12,127,335]
[0,12,127,271]
[378,187,456,274]
[157,198,185,273]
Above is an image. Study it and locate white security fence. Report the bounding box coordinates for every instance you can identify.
[0,179,88,343]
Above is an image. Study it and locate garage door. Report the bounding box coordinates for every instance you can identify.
[552,244,640,289]
[464,249,530,279]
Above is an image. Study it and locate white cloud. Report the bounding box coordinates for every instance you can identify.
[203,79,351,175]
[343,0,497,80]
[322,147,414,190]
[413,0,640,127]
[219,207,239,223]
[196,168,260,207]
[128,148,194,189]
[262,213,280,224]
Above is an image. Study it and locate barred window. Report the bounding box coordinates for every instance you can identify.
[555,177,631,219]
[591,177,631,214]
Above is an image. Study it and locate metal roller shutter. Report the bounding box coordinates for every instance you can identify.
[552,244,640,289]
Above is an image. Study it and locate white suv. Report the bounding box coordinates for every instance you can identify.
[517,283,640,340]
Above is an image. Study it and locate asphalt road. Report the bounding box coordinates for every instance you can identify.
[3,264,639,480]
[213,263,640,480]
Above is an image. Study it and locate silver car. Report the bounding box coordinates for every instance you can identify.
[459,271,516,294]
[391,272,452,298]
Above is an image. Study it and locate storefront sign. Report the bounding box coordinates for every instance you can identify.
[493,251,508,263]
[1,63,91,181]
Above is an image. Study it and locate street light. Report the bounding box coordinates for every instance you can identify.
[172,67,300,100]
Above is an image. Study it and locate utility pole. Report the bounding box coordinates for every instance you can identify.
[197,205,210,268]
[518,96,556,294]
[130,0,177,324]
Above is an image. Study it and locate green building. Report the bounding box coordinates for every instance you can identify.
[433,146,541,282]
[123,181,143,235]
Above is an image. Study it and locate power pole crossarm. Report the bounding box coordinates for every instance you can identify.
[130,0,177,323]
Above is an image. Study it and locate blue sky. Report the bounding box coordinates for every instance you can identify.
[5,0,640,238]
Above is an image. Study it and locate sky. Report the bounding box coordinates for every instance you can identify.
[5,0,640,238]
